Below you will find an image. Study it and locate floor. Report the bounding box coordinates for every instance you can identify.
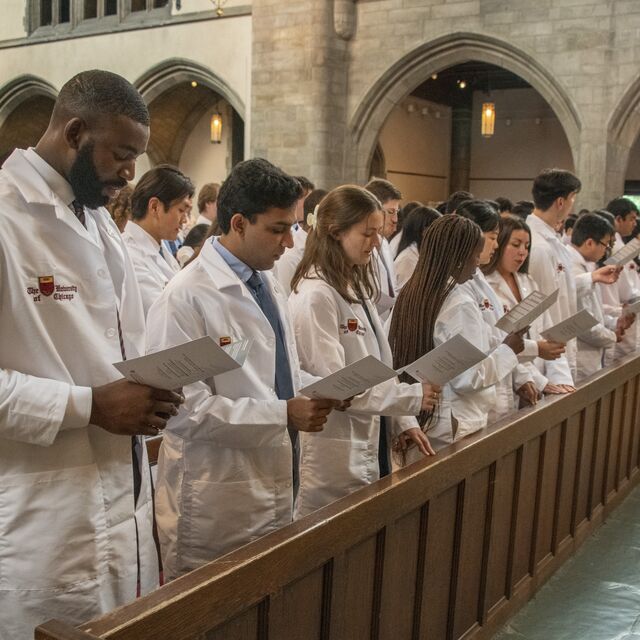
[493,484,640,640]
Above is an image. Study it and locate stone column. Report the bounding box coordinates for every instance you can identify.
[449,105,472,194]
[251,0,351,187]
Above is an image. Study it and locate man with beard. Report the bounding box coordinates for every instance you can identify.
[0,70,183,639]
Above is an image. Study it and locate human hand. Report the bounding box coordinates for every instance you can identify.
[543,383,574,394]
[592,265,619,285]
[91,380,184,436]
[516,381,539,406]
[421,382,442,412]
[504,327,528,354]
[287,397,339,432]
[537,340,566,361]
[393,427,435,457]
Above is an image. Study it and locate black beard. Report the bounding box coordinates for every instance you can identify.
[67,142,125,208]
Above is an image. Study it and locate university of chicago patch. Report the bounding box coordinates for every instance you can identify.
[38,275,55,297]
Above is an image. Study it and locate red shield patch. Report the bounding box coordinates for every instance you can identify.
[219,336,232,347]
[347,318,358,332]
[38,275,54,297]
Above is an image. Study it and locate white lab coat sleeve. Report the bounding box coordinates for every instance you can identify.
[135,261,165,317]
[528,244,558,297]
[0,368,91,446]
[525,362,548,393]
[438,301,519,394]
[292,286,422,417]
[578,323,617,348]
[574,271,593,297]
[146,291,287,448]
[543,354,575,386]
[520,338,539,360]
[513,363,536,390]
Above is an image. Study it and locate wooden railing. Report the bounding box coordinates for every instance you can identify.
[36,353,640,640]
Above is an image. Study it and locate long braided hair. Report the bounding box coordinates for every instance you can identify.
[389,214,482,427]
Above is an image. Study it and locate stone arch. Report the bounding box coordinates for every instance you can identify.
[0,75,58,164]
[134,58,245,166]
[606,75,640,197]
[349,32,582,184]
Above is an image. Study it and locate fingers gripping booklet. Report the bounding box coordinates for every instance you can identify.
[299,334,489,401]
[113,336,253,390]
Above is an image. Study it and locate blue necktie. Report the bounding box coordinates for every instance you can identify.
[246,271,294,401]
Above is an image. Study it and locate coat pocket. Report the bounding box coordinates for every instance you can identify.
[297,436,377,516]
[178,478,279,570]
[0,464,108,590]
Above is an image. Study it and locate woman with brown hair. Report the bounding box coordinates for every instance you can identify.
[389,215,525,452]
[289,185,439,518]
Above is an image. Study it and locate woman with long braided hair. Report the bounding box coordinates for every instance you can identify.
[289,185,441,518]
[389,214,525,452]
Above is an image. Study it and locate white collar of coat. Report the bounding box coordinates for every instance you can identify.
[527,213,561,240]
[3,148,75,207]
[198,238,260,293]
[566,242,590,269]
[123,220,163,256]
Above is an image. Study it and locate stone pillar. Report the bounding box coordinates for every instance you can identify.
[574,126,610,210]
[449,105,472,194]
[251,0,351,187]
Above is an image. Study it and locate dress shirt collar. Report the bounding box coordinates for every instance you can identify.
[212,237,255,284]
[527,213,561,240]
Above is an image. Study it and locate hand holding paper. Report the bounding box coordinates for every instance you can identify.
[495,289,559,334]
[299,355,398,401]
[398,334,487,386]
[113,336,252,390]
[540,309,599,343]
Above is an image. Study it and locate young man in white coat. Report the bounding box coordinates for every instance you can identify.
[526,169,618,380]
[0,70,184,639]
[123,165,194,316]
[146,158,341,579]
[567,214,624,380]
[365,178,401,319]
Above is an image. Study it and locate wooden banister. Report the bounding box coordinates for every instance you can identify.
[35,353,640,640]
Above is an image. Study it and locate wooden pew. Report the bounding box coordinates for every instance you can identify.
[36,352,640,640]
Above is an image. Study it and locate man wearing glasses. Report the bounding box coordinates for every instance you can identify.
[365,178,402,319]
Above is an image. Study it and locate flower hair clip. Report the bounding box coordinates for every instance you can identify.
[306,204,320,229]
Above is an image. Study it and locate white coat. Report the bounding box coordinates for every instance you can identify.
[0,149,157,639]
[527,214,579,376]
[394,243,419,289]
[122,221,180,317]
[373,237,398,319]
[600,233,640,365]
[567,245,617,381]
[429,283,519,449]
[146,239,312,579]
[484,270,574,386]
[459,271,542,423]
[288,274,422,518]
[272,225,308,296]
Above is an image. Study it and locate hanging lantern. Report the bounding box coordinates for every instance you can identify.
[481,102,496,138]
[210,110,222,144]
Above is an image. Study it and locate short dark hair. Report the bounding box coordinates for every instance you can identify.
[197,183,220,212]
[397,206,441,254]
[216,158,303,234]
[365,178,402,204]
[571,213,614,247]
[592,209,616,227]
[183,223,210,249]
[605,197,639,220]
[53,70,149,126]
[532,169,581,211]
[564,213,578,232]
[303,189,328,217]
[446,190,474,214]
[456,199,500,232]
[512,200,534,220]
[294,176,315,193]
[495,196,513,213]
[131,165,195,220]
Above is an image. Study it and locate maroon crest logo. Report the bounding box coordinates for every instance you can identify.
[557,263,565,273]
[347,318,358,332]
[38,275,55,297]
